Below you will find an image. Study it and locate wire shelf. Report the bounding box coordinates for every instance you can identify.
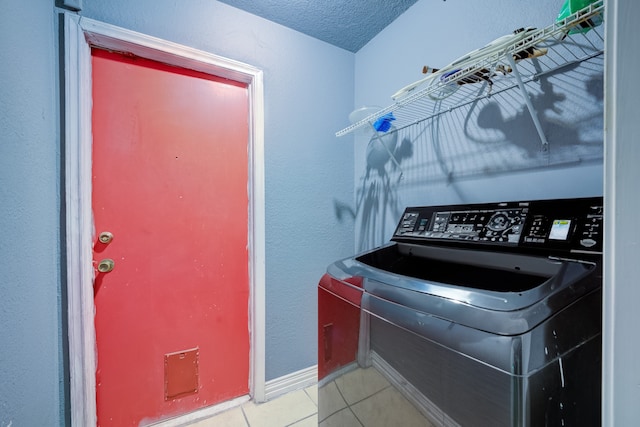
[336,0,604,138]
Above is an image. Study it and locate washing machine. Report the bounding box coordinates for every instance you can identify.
[318,197,602,427]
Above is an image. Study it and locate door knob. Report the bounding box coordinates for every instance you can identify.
[98,231,114,244]
[97,258,115,273]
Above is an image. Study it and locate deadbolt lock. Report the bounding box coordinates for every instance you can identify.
[97,259,115,273]
[98,231,114,244]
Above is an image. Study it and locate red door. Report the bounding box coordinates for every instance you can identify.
[91,49,250,426]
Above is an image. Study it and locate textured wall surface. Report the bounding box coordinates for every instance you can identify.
[3,0,631,425]
[351,0,604,250]
[0,1,65,426]
[1,0,354,425]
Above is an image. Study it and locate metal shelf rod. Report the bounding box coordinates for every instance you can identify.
[507,55,549,151]
[336,0,604,138]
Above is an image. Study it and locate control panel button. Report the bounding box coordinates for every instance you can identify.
[580,238,597,248]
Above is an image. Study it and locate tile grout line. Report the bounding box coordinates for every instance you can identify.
[242,386,318,427]
[284,411,318,427]
[346,383,394,408]
[303,387,318,408]
[332,377,394,427]
[240,404,251,427]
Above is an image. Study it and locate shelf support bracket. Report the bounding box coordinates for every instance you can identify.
[507,56,549,151]
[367,123,404,180]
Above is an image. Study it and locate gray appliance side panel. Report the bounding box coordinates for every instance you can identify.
[370,316,512,427]
[364,293,518,372]
[524,337,601,427]
[363,289,601,374]
[368,290,601,427]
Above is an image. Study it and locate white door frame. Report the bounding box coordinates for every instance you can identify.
[63,13,266,426]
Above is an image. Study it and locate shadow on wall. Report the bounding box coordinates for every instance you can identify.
[334,134,413,252]
[335,57,604,252]
[476,63,603,158]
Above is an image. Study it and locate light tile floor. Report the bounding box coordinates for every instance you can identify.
[319,366,434,427]
[186,386,318,427]
[184,366,434,426]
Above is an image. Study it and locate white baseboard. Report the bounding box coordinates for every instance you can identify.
[143,365,317,426]
[143,394,250,427]
[264,364,318,402]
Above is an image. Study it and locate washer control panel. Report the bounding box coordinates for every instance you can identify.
[399,207,527,244]
[393,197,603,254]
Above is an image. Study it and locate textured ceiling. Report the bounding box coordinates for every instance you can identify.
[216,0,420,52]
